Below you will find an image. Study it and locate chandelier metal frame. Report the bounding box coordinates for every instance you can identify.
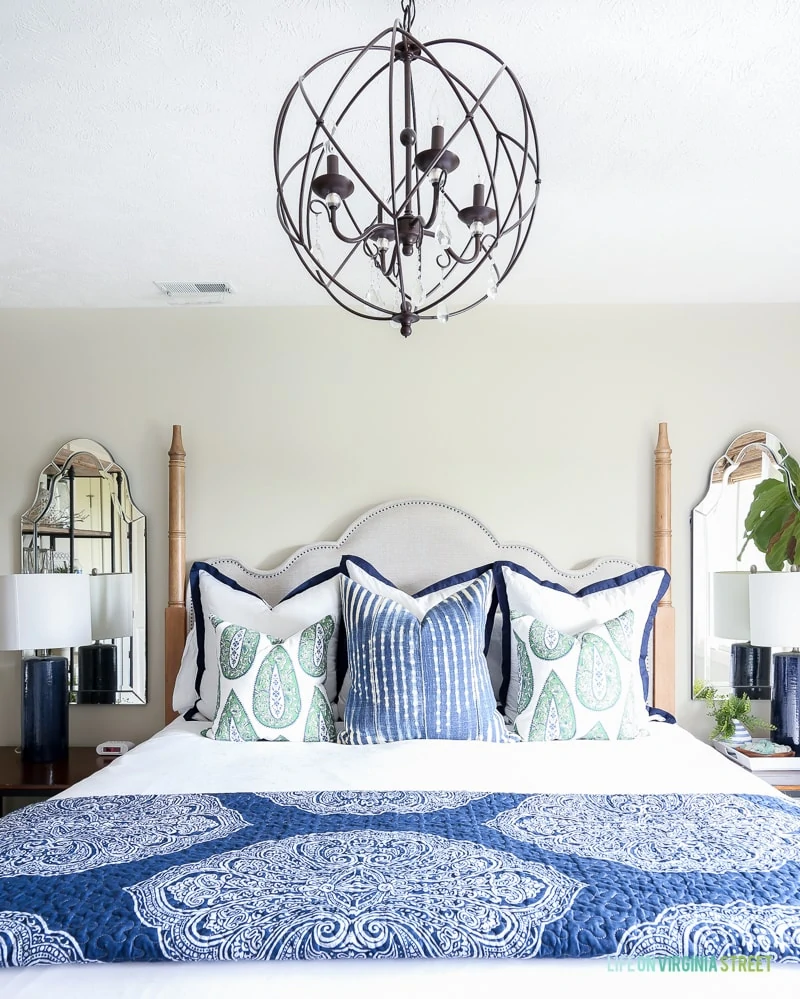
[274,0,540,337]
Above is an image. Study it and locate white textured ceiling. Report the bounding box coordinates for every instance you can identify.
[1,0,799,308]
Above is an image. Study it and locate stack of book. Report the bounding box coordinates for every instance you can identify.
[712,740,800,787]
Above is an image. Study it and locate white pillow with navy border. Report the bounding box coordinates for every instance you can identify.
[174,562,341,721]
[495,561,670,729]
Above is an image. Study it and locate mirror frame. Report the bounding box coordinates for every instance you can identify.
[20,439,148,706]
[691,430,799,699]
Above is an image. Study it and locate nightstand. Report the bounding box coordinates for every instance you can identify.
[0,746,114,816]
[771,780,800,799]
[711,740,800,798]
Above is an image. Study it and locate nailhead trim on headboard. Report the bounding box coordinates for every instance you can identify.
[185,498,637,629]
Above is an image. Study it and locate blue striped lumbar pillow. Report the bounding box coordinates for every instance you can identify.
[339,570,516,744]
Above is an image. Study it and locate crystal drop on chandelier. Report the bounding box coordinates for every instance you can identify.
[487,264,499,301]
[435,201,452,250]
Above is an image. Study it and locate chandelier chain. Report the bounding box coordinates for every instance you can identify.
[400,0,416,32]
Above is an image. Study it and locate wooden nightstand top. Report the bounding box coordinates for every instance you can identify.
[0,746,114,794]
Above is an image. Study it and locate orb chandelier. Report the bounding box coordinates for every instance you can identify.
[274,0,540,337]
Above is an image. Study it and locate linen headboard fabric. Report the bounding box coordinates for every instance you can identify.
[163,423,675,723]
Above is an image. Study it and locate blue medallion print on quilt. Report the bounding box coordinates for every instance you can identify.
[0,794,249,877]
[486,792,800,872]
[0,911,92,967]
[0,790,800,967]
[616,902,800,961]
[257,790,491,814]
[126,829,582,961]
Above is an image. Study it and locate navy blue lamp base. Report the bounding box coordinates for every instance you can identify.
[77,643,117,705]
[731,643,771,700]
[771,653,800,755]
[22,656,69,763]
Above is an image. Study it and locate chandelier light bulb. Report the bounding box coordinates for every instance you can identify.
[429,89,443,127]
[326,192,342,210]
[470,219,485,236]
[324,122,337,156]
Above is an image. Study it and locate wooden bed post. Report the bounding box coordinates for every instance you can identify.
[653,422,676,714]
[164,425,186,725]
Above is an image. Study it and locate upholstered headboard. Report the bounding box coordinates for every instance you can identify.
[164,424,675,722]
[184,498,639,629]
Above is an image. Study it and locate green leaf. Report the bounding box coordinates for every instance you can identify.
[605,609,634,661]
[297,616,334,677]
[515,634,534,714]
[214,690,258,742]
[303,686,336,742]
[787,521,800,567]
[750,505,790,552]
[617,680,640,739]
[528,620,574,661]
[527,672,576,741]
[575,633,622,710]
[218,623,261,679]
[784,455,800,493]
[253,646,302,729]
[741,474,800,570]
[582,722,609,740]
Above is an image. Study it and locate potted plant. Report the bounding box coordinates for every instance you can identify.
[693,682,774,743]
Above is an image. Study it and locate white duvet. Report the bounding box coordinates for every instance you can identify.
[4,720,798,999]
[57,716,786,798]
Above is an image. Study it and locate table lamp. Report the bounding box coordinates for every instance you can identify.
[77,573,133,705]
[749,570,800,753]
[712,570,771,699]
[0,574,91,762]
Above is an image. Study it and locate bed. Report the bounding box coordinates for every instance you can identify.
[1,423,799,998]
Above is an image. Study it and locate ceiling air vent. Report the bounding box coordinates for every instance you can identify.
[155,282,234,303]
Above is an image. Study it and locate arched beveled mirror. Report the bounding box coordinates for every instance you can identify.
[691,431,800,698]
[20,439,147,705]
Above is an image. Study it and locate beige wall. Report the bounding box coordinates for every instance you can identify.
[1,304,798,748]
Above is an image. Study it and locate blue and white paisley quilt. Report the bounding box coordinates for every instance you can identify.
[1,790,799,967]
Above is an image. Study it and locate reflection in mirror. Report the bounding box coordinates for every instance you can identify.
[692,431,800,698]
[21,439,147,705]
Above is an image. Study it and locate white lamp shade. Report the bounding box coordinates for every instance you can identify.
[713,571,751,641]
[749,571,800,648]
[89,573,133,640]
[0,574,91,651]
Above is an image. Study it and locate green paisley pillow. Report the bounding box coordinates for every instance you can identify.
[511,610,642,742]
[205,614,336,743]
